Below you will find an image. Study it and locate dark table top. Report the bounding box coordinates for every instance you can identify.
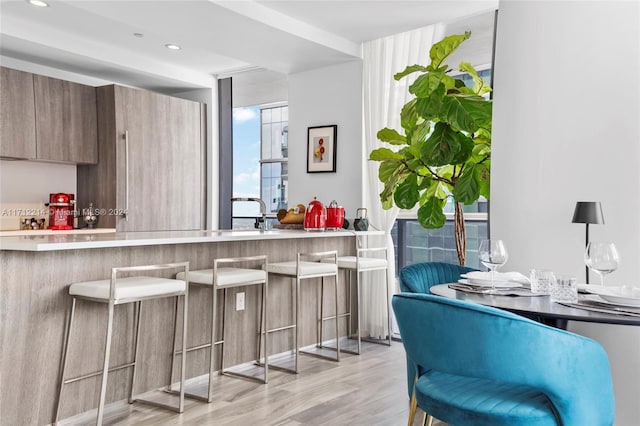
[429,284,640,327]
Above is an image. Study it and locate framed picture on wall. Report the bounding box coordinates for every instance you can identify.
[307,125,337,173]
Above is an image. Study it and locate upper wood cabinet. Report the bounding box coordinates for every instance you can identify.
[78,85,205,231]
[0,67,37,159]
[0,67,97,164]
[33,75,98,164]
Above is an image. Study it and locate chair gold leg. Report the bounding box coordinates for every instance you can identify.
[423,413,433,426]
[408,375,418,426]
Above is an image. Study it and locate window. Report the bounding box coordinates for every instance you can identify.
[260,105,288,213]
[232,104,288,229]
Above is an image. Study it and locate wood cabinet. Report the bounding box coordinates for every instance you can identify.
[0,67,97,163]
[0,67,37,158]
[33,75,98,164]
[78,85,205,231]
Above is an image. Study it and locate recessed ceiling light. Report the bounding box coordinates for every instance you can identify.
[133,33,144,38]
[27,0,49,7]
[165,43,181,50]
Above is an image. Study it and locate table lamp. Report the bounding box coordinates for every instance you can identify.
[572,201,604,283]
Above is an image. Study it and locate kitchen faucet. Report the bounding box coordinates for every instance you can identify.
[230,197,268,231]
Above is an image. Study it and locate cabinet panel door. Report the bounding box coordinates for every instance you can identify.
[0,67,36,159]
[114,86,202,231]
[34,75,98,163]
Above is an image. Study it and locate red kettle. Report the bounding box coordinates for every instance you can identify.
[304,197,326,231]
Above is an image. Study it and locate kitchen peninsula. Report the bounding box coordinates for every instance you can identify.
[0,229,371,425]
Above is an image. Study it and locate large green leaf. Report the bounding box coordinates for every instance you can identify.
[377,128,407,145]
[423,180,447,201]
[410,120,430,146]
[417,175,432,190]
[417,196,447,228]
[429,31,471,69]
[471,143,491,162]
[409,70,445,98]
[441,95,492,133]
[421,123,459,166]
[401,99,418,133]
[394,64,428,81]
[437,165,455,180]
[379,166,408,206]
[378,160,401,183]
[369,147,403,162]
[452,164,480,204]
[415,84,445,121]
[450,132,475,164]
[393,174,420,209]
[477,162,491,199]
[459,62,492,96]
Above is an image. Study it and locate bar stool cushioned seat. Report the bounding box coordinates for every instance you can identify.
[69,276,185,300]
[266,261,337,276]
[178,268,266,287]
[336,256,387,270]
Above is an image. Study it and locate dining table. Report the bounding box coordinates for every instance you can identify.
[429,284,640,329]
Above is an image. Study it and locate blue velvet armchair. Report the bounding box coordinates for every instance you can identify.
[399,262,477,294]
[393,293,615,426]
[398,262,478,397]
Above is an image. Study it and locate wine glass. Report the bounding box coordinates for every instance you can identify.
[584,242,620,286]
[478,239,509,293]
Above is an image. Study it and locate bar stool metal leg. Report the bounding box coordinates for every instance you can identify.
[334,275,340,359]
[208,283,220,402]
[295,276,300,373]
[96,301,116,425]
[178,292,188,412]
[319,278,324,347]
[129,301,142,404]
[54,297,76,425]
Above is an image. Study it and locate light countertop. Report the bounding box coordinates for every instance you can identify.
[0,228,116,237]
[0,229,384,252]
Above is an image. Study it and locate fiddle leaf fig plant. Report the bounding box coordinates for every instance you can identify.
[369,32,492,265]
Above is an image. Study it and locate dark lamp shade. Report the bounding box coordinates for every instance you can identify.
[572,202,604,225]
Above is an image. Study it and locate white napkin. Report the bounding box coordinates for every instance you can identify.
[463,271,530,284]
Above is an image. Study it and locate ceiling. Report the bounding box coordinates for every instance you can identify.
[0,0,498,93]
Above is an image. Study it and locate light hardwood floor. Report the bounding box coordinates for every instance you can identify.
[59,341,446,426]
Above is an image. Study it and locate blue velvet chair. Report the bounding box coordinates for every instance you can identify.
[399,262,477,294]
[393,293,615,426]
[398,262,478,397]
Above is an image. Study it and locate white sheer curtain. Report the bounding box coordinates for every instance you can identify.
[360,23,446,339]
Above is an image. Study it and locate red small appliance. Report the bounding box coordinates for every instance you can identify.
[304,197,326,231]
[47,193,74,230]
[326,200,344,230]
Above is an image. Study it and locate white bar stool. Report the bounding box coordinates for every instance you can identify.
[337,246,391,354]
[266,250,339,373]
[55,262,190,426]
[174,255,268,403]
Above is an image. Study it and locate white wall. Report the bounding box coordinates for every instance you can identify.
[288,60,363,219]
[492,1,640,424]
[0,160,76,229]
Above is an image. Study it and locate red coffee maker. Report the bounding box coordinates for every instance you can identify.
[47,193,74,230]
